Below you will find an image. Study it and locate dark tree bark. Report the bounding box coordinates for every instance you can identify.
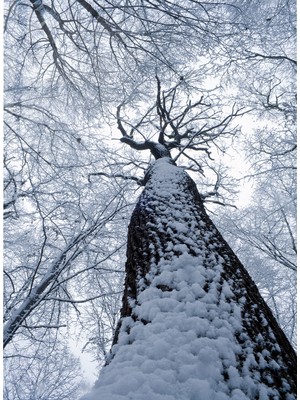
[84,155,296,400]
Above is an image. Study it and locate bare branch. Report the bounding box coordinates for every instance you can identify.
[88,171,144,186]
[46,292,122,304]
[76,0,127,48]
[245,51,297,66]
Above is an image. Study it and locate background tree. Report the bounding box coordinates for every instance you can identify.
[4,340,85,400]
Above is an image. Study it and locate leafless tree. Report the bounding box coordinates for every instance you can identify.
[4,338,85,400]
[82,96,296,398]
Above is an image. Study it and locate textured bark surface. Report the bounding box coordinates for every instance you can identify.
[88,157,296,400]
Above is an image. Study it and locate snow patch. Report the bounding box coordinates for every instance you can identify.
[81,159,295,400]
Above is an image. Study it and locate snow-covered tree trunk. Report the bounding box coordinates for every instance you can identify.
[83,157,296,400]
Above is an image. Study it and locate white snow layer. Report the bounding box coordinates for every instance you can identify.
[81,158,294,400]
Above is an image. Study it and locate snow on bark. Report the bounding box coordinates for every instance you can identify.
[82,157,296,400]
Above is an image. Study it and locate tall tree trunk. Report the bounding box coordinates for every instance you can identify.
[83,157,296,400]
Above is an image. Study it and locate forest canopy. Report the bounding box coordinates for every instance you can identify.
[3,0,296,398]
